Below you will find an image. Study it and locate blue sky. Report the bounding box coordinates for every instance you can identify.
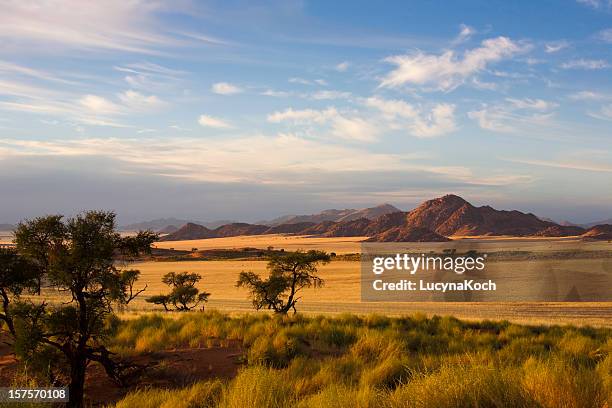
[0,0,611,224]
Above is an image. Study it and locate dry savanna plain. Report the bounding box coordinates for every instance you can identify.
[124,234,612,326]
[2,231,611,326]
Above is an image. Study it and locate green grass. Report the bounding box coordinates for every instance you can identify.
[105,311,611,407]
[109,312,612,408]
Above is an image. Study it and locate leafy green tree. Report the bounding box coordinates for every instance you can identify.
[0,211,157,408]
[236,250,330,314]
[146,272,211,311]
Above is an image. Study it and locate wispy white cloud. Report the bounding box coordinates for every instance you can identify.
[576,0,612,9]
[310,90,352,100]
[267,107,336,124]
[588,104,612,120]
[468,98,558,133]
[289,77,328,86]
[506,98,558,110]
[115,62,185,92]
[451,24,475,45]
[267,107,378,142]
[198,114,233,129]
[174,31,232,47]
[0,60,78,84]
[544,40,570,53]
[380,37,528,91]
[261,89,291,97]
[211,82,243,95]
[335,61,350,72]
[288,77,312,85]
[0,0,185,54]
[364,97,457,138]
[596,28,612,43]
[79,95,121,115]
[329,116,378,142]
[0,136,532,187]
[118,90,165,111]
[269,97,457,140]
[568,90,612,100]
[503,156,612,173]
[560,59,610,69]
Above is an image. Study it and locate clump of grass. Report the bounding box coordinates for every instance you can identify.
[296,384,381,408]
[220,366,294,408]
[349,330,403,363]
[389,363,534,408]
[359,355,410,389]
[114,379,223,408]
[522,357,609,408]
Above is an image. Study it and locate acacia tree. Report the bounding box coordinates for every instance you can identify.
[146,272,210,311]
[0,211,157,408]
[236,250,330,314]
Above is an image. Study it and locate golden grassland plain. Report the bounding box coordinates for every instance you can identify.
[12,233,612,326]
[132,235,612,327]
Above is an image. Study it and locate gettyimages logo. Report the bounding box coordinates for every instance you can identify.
[372,253,486,275]
[361,242,612,302]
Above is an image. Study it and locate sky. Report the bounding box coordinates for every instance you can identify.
[0,0,611,225]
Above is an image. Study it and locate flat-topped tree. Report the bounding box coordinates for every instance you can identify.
[0,211,157,408]
[237,250,330,314]
[146,272,211,311]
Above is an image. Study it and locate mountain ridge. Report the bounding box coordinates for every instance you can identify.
[159,195,602,242]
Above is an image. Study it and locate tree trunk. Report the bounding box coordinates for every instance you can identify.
[67,355,87,408]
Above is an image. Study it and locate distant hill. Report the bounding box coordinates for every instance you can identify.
[0,224,14,231]
[158,225,179,234]
[532,225,585,237]
[157,195,591,243]
[121,218,236,232]
[213,223,269,237]
[160,223,215,240]
[582,218,612,229]
[160,222,269,241]
[581,224,612,240]
[259,204,401,226]
[402,194,554,236]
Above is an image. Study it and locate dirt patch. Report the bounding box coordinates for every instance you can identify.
[86,344,243,405]
[0,342,243,406]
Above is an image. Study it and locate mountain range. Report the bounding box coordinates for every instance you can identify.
[159,195,611,242]
[257,204,401,226]
[120,218,236,232]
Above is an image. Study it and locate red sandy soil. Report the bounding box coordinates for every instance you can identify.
[0,340,243,406]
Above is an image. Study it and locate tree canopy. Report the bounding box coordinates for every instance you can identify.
[236,250,330,314]
[146,271,211,311]
[0,211,157,408]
